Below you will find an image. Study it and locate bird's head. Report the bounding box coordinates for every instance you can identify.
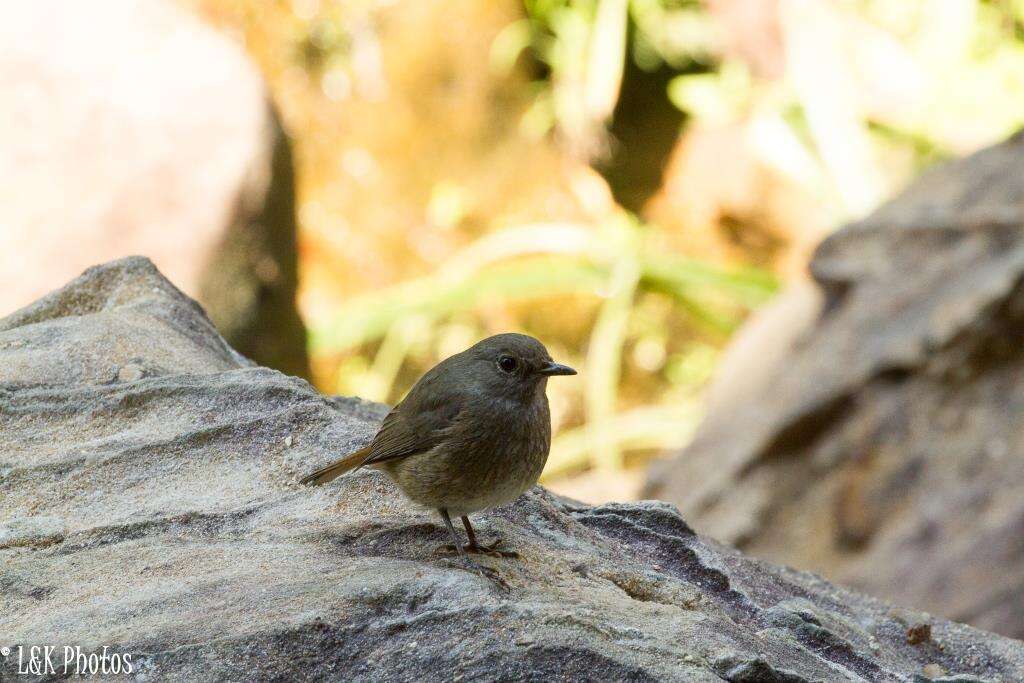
[464,333,575,403]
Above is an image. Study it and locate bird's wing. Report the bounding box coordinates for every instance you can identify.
[359,390,465,467]
[301,353,473,486]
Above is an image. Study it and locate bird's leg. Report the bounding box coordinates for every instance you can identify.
[439,508,467,560]
[461,514,479,548]
[438,508,491,578]
[461,515,518,558]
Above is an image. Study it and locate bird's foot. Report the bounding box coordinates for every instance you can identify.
[467,538,519,558]
[438,538,518,559]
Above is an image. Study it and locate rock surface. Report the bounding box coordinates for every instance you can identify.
[0,0,308,378]
[646,131,1024,640]
[3,258,1024,682]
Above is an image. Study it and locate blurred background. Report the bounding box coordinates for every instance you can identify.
[4,0,1024,505]
[191,0,1024,503]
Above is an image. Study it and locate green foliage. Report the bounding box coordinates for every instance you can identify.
[510,0,1024,218]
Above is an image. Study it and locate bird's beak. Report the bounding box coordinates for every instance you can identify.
[538,360,577,376]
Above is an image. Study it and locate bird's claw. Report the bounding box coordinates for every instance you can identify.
[438,538,518,559]
[469,538,519,558]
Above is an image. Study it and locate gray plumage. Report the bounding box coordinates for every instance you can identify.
[301,333,575,566]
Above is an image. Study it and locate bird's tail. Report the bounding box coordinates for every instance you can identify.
[299,446,372,486]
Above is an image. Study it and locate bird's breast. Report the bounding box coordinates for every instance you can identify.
[448,397,551,507]
[386,395,553,515]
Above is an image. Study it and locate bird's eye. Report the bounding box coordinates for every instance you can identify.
[497,355,518,373]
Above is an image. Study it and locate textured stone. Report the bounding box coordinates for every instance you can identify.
[646,131,1024,639]
[2,257,1022,681]
[0,516,67,550]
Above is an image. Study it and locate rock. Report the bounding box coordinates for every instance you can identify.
[907,623,933,647]
[2,254,1024,679]
[700,279,823,422]
[116,364,146,383]
[712,654,809,682]
[2,257,1022,682]
[0,0,308,378]
[645,131,1024,639]
[0,516,67,550]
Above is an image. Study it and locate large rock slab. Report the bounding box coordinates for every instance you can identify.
[2,257,1023,681]
[0,0,308,378]
[646,131,1024,640]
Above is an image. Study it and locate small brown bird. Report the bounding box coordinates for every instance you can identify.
[300,333,575,572]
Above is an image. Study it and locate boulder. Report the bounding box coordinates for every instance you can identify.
[646,131,1024,639]
[2,257,1022,681]
[0,0,308,378]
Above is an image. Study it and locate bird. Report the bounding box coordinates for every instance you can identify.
[300,333,575,574]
